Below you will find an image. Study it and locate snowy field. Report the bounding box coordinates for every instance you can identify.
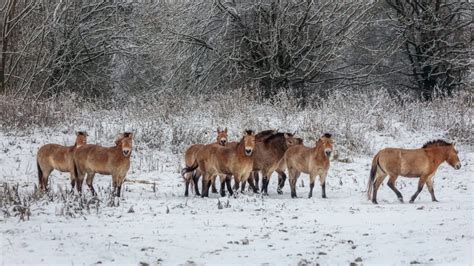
[0,129,472,265]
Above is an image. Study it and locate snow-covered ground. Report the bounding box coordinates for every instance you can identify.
[1,131,473,265]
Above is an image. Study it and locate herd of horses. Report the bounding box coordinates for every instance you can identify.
[35,128,461,204]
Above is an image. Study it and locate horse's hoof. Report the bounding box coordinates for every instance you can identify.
[398,198,404,203]
[322,195,327,199]
[433,199,439,202]
[372,200,378,204]
[409,200,414,203]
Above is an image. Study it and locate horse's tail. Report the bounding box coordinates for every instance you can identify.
[367,153,380,200]
[181,160,199,179]
[37,161,43,189]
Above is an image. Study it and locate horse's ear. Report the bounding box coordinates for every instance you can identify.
[284,133,289,139]
[217,127,221,133]
[293,131,297,136]
[224,127,228,133]
[125,132,133,139]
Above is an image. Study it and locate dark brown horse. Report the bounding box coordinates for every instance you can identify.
[247,131,302,195]
[74,132,133,197]
[367,140,461,204]
[182,130,256,197]
[36,131,88,191]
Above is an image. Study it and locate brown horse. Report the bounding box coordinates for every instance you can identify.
[248,131,302,195]
[282,133,333,198]
[367,139,461,204]
[182,130,256,197]
[36,131,88,191]
[73,132,133,197]
[183,127,228,197]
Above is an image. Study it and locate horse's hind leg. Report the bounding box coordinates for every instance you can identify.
[225,175,233,196]
[426,177,438,202]
[253,172,260,191]
[192,171,201,196]
[202,174,210,198]
[42,169,53,192]
[289,169,300,198]
[277,170,286,195]
[387,175,403,203]
[372,173,387,204]
[247,175,258,193]
[211,175,218,194]
[86,173,97,196]
[219,176,226,197]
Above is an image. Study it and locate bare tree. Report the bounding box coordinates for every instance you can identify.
[165,0,375,96]
[384,0,472,99]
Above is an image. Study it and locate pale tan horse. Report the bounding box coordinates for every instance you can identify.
[183,127,228,196]
[73,132,133,197]
[367,139,461,204]
[282,133,333,198]
[36,131,88,191]
[182,130,256,197]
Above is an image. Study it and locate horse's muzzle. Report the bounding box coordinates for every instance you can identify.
[325,151,332,157]
[454,163,461,170]
[123,150,131,157]
[220,140,227,145]
[245,149,253,156]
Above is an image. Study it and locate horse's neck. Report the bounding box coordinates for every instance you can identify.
[313,143,326,161]
[427,147,449,165]
[235,139,251,162]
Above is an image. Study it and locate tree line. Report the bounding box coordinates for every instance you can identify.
[0,0,471,100]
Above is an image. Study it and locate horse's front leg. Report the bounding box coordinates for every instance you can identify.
[425,174,438,202]
[409,176,428,203]
[319,172,328,199]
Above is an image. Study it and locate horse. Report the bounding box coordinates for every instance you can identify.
[182,130,256,197]
[36,131,88,191]
[282,133,333,198]
[73,132,133,197]
[247,131,302,195]
[367,139,461,204]
[183,127,228,197]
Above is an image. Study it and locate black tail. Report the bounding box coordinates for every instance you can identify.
[37,161,43,189]
[181,161,199,179]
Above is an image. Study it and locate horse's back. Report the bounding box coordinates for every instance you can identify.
[285,145,312,171]
[378,147,429,177]
[185,144,204,165]
[37,144,73,171]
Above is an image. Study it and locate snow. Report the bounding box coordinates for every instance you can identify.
[1,131,473,265]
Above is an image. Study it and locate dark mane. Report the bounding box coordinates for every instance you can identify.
[422,139,451,148]
[263,132,294,143]
[323,133,332,138]
[123,132,132,138]
[77,131,87,136]
[256,129,276,138]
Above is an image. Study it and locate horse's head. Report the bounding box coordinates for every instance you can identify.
[75,131,88,147]
[216,127,228,146]
[284,133,302,147]
[318,133,333,157]
[115,132,133,157]
[446,144,461,170]
[243,130,256,156]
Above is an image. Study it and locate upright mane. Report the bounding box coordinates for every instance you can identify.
[422,139,451,148]
[263,132,293,144]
